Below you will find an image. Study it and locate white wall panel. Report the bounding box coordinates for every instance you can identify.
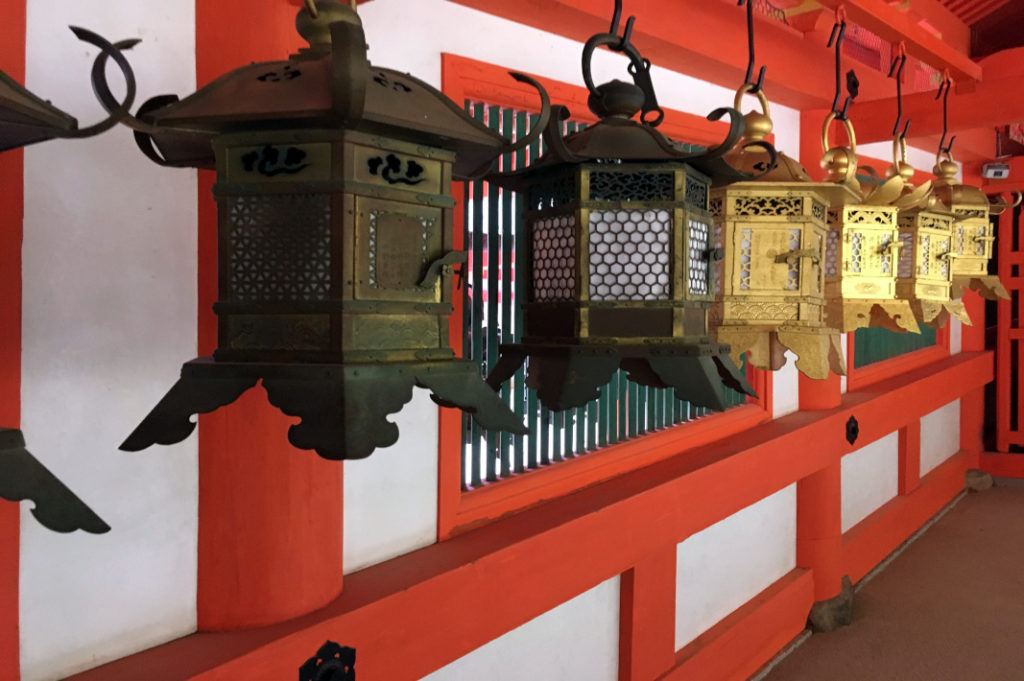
[858,142,937,178]
[344,392,439,574]
[920,399,961,477]
[675,485,796,650]
[20,4,198,680]
[773,352,800,419]
[841,431,899,532]
[950,317,963,355]
[419,577,620,681]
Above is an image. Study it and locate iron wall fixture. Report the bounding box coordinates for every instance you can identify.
[300,641,355,681]
[0,429,109,534]
[484,0,759,412]
[100,0,543,459]
[0,27,136,151]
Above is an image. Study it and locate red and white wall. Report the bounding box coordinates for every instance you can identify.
[0,2,989,681]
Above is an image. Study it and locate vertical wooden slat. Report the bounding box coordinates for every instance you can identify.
[512,111,529,474]
[468,103,485,488]
[526,114,542,470]
[498,108,515,479]
[484,105,502,483]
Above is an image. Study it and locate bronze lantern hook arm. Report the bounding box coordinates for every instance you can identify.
[58,27,139,139]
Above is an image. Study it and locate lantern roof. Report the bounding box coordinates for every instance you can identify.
[119,1,539,180]
[0,69,77,151]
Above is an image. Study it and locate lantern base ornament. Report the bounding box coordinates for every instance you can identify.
[121,358,528,460]
[485,343,755,413]
[953,275,1009,301]
[910,299,972,329]
[0,428,110,534]
[715,326,846,380]
[825,300,921,334]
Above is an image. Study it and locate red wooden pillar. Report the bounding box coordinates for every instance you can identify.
[195,1,344,630]
[618,549,677,681]
[0,3,25,676]
[898,421,922,495]
[796,462,843,601]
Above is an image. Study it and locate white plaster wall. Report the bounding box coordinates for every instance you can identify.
[343,392,439,574]
[949,316,963,355]
[858,142,939,178]
[675,484,796,650]
[773,352,800,418]
[841,431,899,533]
[419,577,620,681]
[20,4,198,680]
[920,399,961,477]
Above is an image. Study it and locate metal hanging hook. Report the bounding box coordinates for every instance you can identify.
[826,5,858,121]
[737,0,767,94]
[887,41,911,138]
[936,70,956,156]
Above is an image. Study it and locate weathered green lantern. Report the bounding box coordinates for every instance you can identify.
[102,0,542,459]
[485,8,756,411]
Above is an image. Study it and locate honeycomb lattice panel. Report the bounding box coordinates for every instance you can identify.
[786,229,801,291]
[898,231,914,278]
[589,209,671,301]
[227,194,332,303]
[825,229,840,278]
[532,216,576,301]
[738,228,753,291]
[688,218,710,296]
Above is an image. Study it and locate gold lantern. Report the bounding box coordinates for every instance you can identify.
[820,120,920,335]
[933,152,1011,300]
[710,88,848,379]
[98,1,545,459]
[484,3,757,411]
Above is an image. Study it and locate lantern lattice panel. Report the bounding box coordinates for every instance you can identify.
[588,209,671,301]
[589,171,674,202]
[532,215,577,302]
[367,210,434,289]
[227,193,332,303]
[688,218,711,296]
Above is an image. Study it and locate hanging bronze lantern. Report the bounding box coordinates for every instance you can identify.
[933,152,1011,300]
[710,89,849,379]
[820,120,920,335]
[96,0,545,459]
[484,4,758,412]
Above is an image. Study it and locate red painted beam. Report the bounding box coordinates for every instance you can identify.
[815,0,980,83]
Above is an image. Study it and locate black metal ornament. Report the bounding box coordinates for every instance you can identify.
[299,641,355,681]
[0,428,109,534]
[845,415,860,445]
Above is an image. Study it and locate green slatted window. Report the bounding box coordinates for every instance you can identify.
[460,102,747,490]
[853,326,937,367]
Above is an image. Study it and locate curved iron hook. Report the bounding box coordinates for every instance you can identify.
[64,27,139,138]
[84,28,172,136]
[501,72,552,154]
[825,11,858,121]
[702,107,746,159]
[737,0,767,94]
[936,71,956,156]
[887,41,911,138]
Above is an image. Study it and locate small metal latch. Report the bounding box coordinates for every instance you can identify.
[417,251,468,289]
[705,246,725,262]
[775,248,821,265]
[879,240,902,255]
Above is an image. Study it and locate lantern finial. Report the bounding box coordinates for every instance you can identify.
[296,0,361,47]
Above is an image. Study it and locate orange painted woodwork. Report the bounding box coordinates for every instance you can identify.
[814,0,979,83]
[448,0,897,112]
[797,463,844,601]
[845,324,951,392]
[0,2,25,677]
[899,421,922,495]
[799,373,842,411]
[437,54,773,540]
[960,388,985,468]
[62,352,991,681]
[618,550,676,681]
[668,570,813,681]
[195,0,344,630]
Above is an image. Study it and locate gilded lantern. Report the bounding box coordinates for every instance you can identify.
[821,122,919,335]
[711,89,848,379]
[108,0,540,459]
[933,153,1011,300]
[484,14,756,411]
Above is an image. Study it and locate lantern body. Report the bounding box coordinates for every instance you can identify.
[950,206,992,280]
[710,184,846,379]
[823,204,919,333]
[212,129,456,365]
[521,163,712,346]
[894,207,968,327]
